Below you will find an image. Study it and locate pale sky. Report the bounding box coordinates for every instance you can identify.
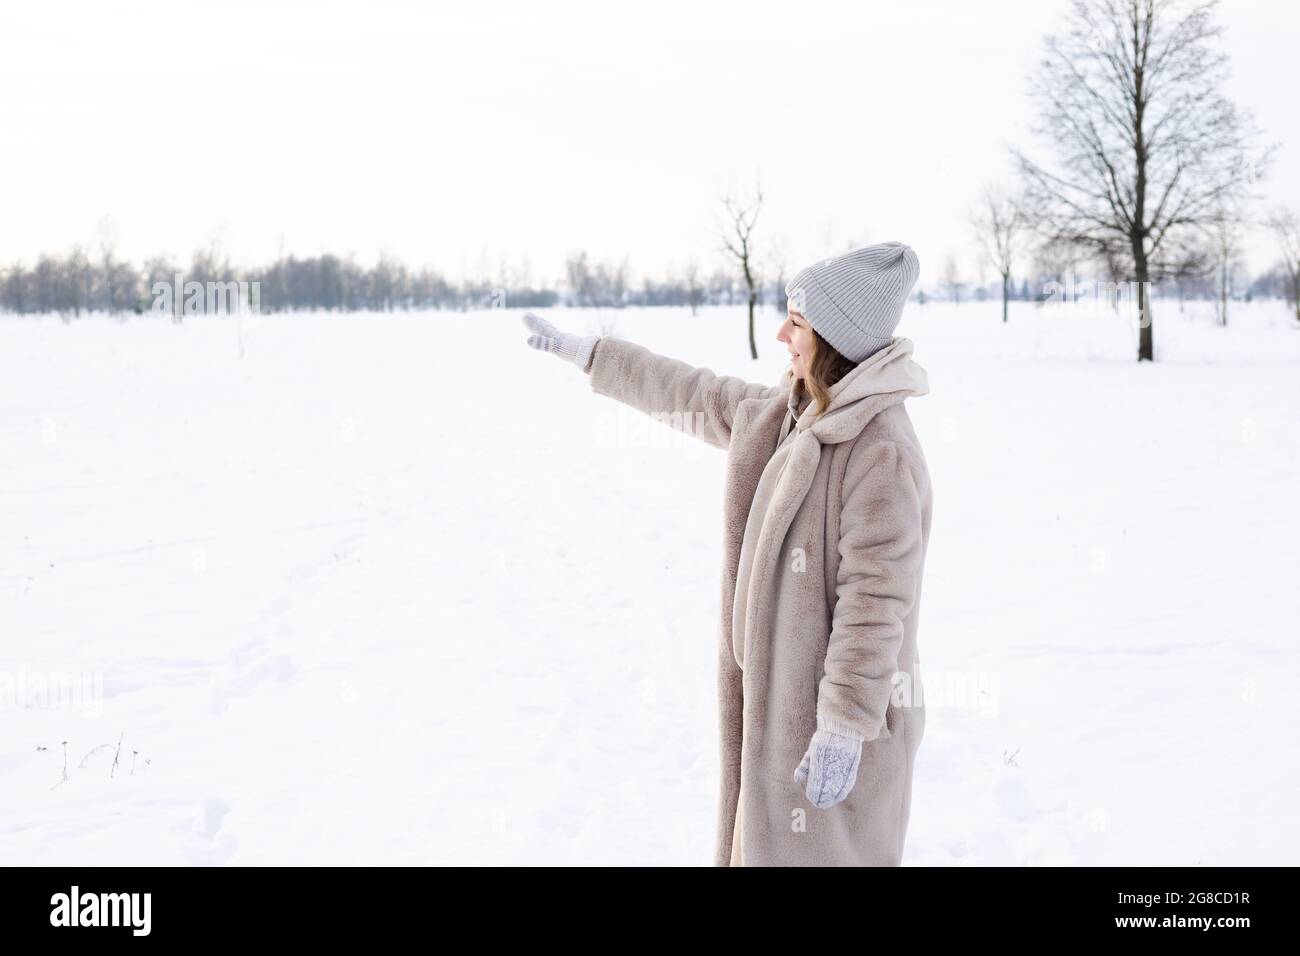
[1,0,1296,286]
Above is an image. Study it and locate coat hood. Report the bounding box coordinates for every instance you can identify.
[779,336,929,445]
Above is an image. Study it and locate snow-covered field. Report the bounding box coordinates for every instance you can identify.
[2,297,1298,865]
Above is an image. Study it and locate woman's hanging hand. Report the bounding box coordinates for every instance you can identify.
[522,312,599,372]
[793,715,865,809]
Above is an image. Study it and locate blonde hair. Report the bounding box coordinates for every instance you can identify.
[801,327,858,417]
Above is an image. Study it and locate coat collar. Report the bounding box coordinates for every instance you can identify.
[780,336,929,445]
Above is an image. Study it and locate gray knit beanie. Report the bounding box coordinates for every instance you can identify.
[785,241,920,363]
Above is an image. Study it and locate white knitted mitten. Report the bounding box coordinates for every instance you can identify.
[522,312,599,373]
[793,714,865,809]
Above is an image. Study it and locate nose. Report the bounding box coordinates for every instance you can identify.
[776,318,791,343]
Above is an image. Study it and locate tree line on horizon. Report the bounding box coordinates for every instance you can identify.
[2,234,1293,321]
[0,245,796,317]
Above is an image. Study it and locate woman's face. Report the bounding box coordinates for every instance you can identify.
[777,308,817,380]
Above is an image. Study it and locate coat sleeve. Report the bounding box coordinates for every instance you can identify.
[585,335,782,451]
[816,440,925,742]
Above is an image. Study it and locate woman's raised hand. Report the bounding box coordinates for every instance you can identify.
[522,312,599,372]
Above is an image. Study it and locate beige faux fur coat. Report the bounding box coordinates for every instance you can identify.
[585,334,932,866]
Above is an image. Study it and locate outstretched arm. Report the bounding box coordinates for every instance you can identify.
[583,335,781,451]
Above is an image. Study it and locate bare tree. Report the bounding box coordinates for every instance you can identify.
[683,256,703,315]
[942,254,962,303]
[708,267,735,306]
[95,218,126,313]
[1266,207,1300,323]
[1169,245,1213,312]
[598,255,629,307]
[565,251,593,308]
[66,246,93,317]
[371,251,409,311]
[1013,0,1275,360]
[563,251,627,309]
[1032,237,1081,304]
[718,178,764,359]
[970,183,1027,323]
[1,262,29,313]
[765,233,793,315]
[1203,201,1245,325]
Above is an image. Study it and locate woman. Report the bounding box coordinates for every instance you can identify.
[523,241,933,866]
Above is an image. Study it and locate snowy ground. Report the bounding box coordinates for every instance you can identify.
[2,296,1298,865]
